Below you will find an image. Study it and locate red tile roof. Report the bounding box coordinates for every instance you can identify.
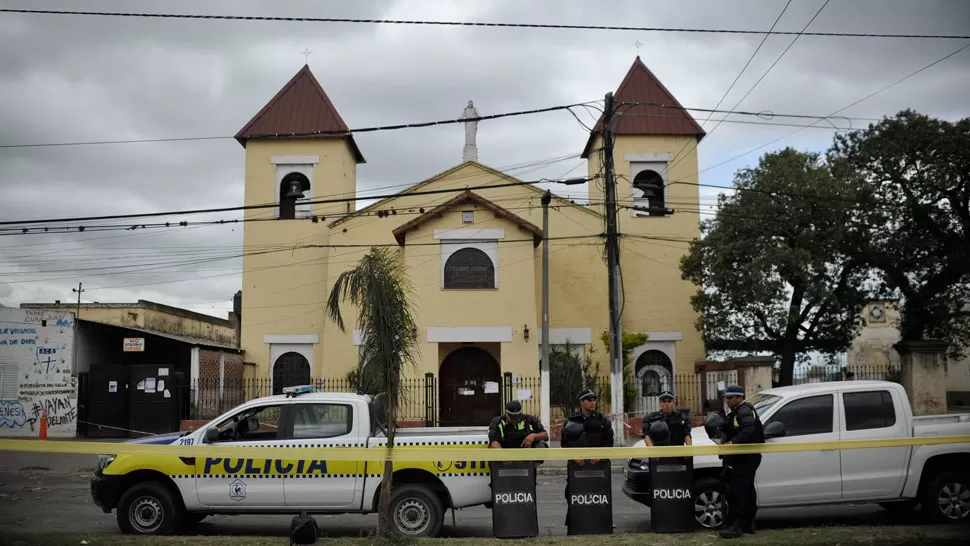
[235,65,365,162]
[582,57,705,158]
[391,190,543,246]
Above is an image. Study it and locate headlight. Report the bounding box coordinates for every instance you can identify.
[96,455,116,472]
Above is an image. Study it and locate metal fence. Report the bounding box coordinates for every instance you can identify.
[179,377,432,423]
[179,364,900,428]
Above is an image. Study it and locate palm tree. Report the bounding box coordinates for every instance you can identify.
[326,247,418,536]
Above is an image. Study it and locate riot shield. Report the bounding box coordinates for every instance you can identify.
[565,460,613,535]
[649,456,694,533]
[490,461,538,538]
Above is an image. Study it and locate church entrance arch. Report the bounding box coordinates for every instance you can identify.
[439,347,501,427]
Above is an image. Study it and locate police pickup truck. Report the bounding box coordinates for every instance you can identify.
[91,386,493,537]
[622,381,970,528]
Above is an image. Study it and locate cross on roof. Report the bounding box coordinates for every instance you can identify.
[301,48,312,64]
[633,40,643,56]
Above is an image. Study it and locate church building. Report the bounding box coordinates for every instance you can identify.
[235,57,706,426]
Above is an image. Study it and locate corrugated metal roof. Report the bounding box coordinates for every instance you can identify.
[582,57,706,158]
[235,65,365,163]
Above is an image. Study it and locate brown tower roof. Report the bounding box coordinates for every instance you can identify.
[235,65,365,162]
[581,57,705,158]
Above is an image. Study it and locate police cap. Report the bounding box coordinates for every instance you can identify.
[722,385,745,398]
[658,390,675,401]
[505,401,522,415]
[578,389,597,401]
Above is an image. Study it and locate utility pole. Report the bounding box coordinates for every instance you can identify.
[602,92,626,445]
[540,190,552,432]
[72,283,84,320]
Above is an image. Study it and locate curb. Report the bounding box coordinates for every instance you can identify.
[538,466,624,476]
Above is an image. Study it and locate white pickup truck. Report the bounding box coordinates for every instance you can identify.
[622,380,970,528]
[91,389,494,536]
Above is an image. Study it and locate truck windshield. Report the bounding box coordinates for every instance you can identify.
[747,393,782,415]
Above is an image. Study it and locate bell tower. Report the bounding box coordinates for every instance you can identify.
[235,64,365,220]
[581,56,705,231]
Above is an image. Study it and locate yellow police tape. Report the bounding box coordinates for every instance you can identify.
[0,435,968,461]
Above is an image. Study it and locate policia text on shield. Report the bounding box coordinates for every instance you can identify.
[487,401,547,538]
[643,390,695,533]
[561,389,615,535]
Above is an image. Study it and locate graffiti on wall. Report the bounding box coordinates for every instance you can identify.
[0,308,77,437]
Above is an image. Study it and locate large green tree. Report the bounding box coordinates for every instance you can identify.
[829,110,970,358]
[326,247,418,536]
[681,148,872,386]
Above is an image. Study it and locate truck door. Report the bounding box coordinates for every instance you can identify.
[194,403,287,508]
[280,401,361,509]
[839,388,910,500]
[756,393,842,505]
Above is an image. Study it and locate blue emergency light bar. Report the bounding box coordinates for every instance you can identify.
[282,385,314,397]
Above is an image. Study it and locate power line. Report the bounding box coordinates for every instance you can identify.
[0,101,600,149]
[2,8,967,40]
[0,176,594,227]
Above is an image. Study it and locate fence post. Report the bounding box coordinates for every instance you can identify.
[424,373,435,427]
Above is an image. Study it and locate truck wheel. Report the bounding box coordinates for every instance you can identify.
[390,484,444,537]
[117,482,184,535]
[692,477,727,530]
[920,472,970,523]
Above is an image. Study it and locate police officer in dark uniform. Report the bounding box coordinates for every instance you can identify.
[488,401,548,450]
[718,385,765,539]
[642,390,692,452]
[561,389,614,531]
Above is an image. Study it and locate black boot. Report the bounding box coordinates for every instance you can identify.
[742,521,756,534]
[719,522,743,539]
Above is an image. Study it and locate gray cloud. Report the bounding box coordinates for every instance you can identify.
[1,0,968,318]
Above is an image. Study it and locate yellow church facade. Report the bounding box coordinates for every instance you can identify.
[236,58,706,426]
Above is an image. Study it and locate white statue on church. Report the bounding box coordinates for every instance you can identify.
[460,100,479,162]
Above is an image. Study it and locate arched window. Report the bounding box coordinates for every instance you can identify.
[443,248,495,289]
[642,370,662,396]
[279,172,311,220]
[273,352,311,395]
[632,169,666,217]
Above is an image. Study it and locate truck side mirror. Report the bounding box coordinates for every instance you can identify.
[764,421,786,439]
[204,427,219,444]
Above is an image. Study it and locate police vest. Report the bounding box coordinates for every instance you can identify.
[497,418,535,449]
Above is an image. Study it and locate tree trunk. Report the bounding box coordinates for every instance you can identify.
[377,383,400,536]
[778,346,796,387]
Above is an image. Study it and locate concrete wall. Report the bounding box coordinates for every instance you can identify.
[23,301,237,347]
[0,307,77,438]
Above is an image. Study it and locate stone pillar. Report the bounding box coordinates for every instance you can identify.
[732,357,775,399]
[893,340,948,416]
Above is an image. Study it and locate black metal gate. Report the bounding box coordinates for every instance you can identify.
[84,365,130,438]
[128,364,178,436]
[82,364,179,438]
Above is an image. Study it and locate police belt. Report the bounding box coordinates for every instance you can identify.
[1,435,969,461]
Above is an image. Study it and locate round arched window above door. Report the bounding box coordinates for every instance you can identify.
[443,247,495,289]
[273,352,311,395]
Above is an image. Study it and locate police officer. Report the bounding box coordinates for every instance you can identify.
[561,389,614,530]
[488,401,548,450]
[562,389,614,457]
[718,385,765,539]
[642,390,692,452]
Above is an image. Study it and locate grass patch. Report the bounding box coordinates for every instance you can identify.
[2,526,967,546]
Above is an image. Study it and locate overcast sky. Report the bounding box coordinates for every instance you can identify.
[1,0,968,321]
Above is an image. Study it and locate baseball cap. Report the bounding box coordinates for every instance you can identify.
[505,401,522,415]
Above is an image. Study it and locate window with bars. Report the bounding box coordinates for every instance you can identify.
[443,247,495,289]
[0,364,18,401]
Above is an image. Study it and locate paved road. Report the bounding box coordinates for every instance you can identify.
[0,451,928,539]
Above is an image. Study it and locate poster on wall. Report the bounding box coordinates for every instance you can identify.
[0,308,78,439]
